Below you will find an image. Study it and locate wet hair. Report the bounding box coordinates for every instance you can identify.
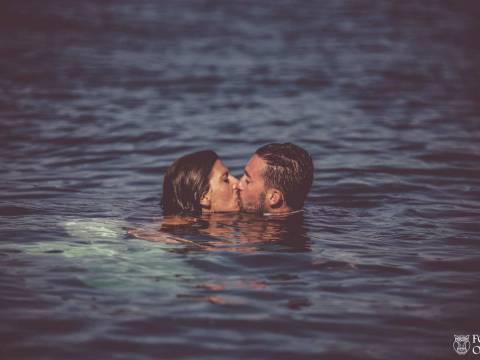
[255,143,313,210]
[161,150,218,215]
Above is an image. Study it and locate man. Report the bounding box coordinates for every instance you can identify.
[235,143,314,214]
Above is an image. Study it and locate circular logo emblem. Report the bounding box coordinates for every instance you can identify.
[453,335,470,355]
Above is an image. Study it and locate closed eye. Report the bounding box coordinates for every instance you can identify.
[223,172,230,183]
[243,170,251,185]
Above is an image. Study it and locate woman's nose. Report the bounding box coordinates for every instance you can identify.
[232,176,243,190]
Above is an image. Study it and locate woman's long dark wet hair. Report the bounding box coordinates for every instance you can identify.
[160,150,218,215]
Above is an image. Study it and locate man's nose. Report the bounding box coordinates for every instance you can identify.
[230,175,240,189]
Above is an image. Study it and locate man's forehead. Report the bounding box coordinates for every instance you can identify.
[245,154,266,176]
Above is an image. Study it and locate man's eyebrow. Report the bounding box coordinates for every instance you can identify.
[222,171,229,178]
[244,169,251,178]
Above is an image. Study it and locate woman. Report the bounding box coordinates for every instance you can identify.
[128,150,239,242]
[161,150,240,214]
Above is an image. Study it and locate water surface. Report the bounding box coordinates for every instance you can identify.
[1,1,480,359]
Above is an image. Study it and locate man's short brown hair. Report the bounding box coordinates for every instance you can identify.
[256,143,313,210]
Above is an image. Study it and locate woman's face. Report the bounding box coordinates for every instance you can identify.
[203,160,240,212]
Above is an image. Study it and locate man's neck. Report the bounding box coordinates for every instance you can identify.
[264,204,293,214]
[263,209,304,217]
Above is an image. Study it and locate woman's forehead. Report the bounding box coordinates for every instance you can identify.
[211,159,229,177]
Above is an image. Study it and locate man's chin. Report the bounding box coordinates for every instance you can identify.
[239,203,264,215]
[238,196,265,214]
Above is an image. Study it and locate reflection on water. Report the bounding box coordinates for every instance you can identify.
[130,212,310,253]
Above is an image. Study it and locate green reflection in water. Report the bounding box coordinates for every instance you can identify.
[18,218,193,293]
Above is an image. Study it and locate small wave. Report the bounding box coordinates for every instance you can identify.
[356,264,414,276]
[0,206,44,216]
[417,151,480,164]
[422,257,480,272]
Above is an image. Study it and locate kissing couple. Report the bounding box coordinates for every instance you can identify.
[162,143,313,216]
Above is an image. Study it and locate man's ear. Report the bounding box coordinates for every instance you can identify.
[267,188,284,208]
[200,190,211,208]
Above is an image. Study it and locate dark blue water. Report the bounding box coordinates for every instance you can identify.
[1,1,480,359]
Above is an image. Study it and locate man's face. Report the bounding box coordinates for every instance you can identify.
[237,154,267,213]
